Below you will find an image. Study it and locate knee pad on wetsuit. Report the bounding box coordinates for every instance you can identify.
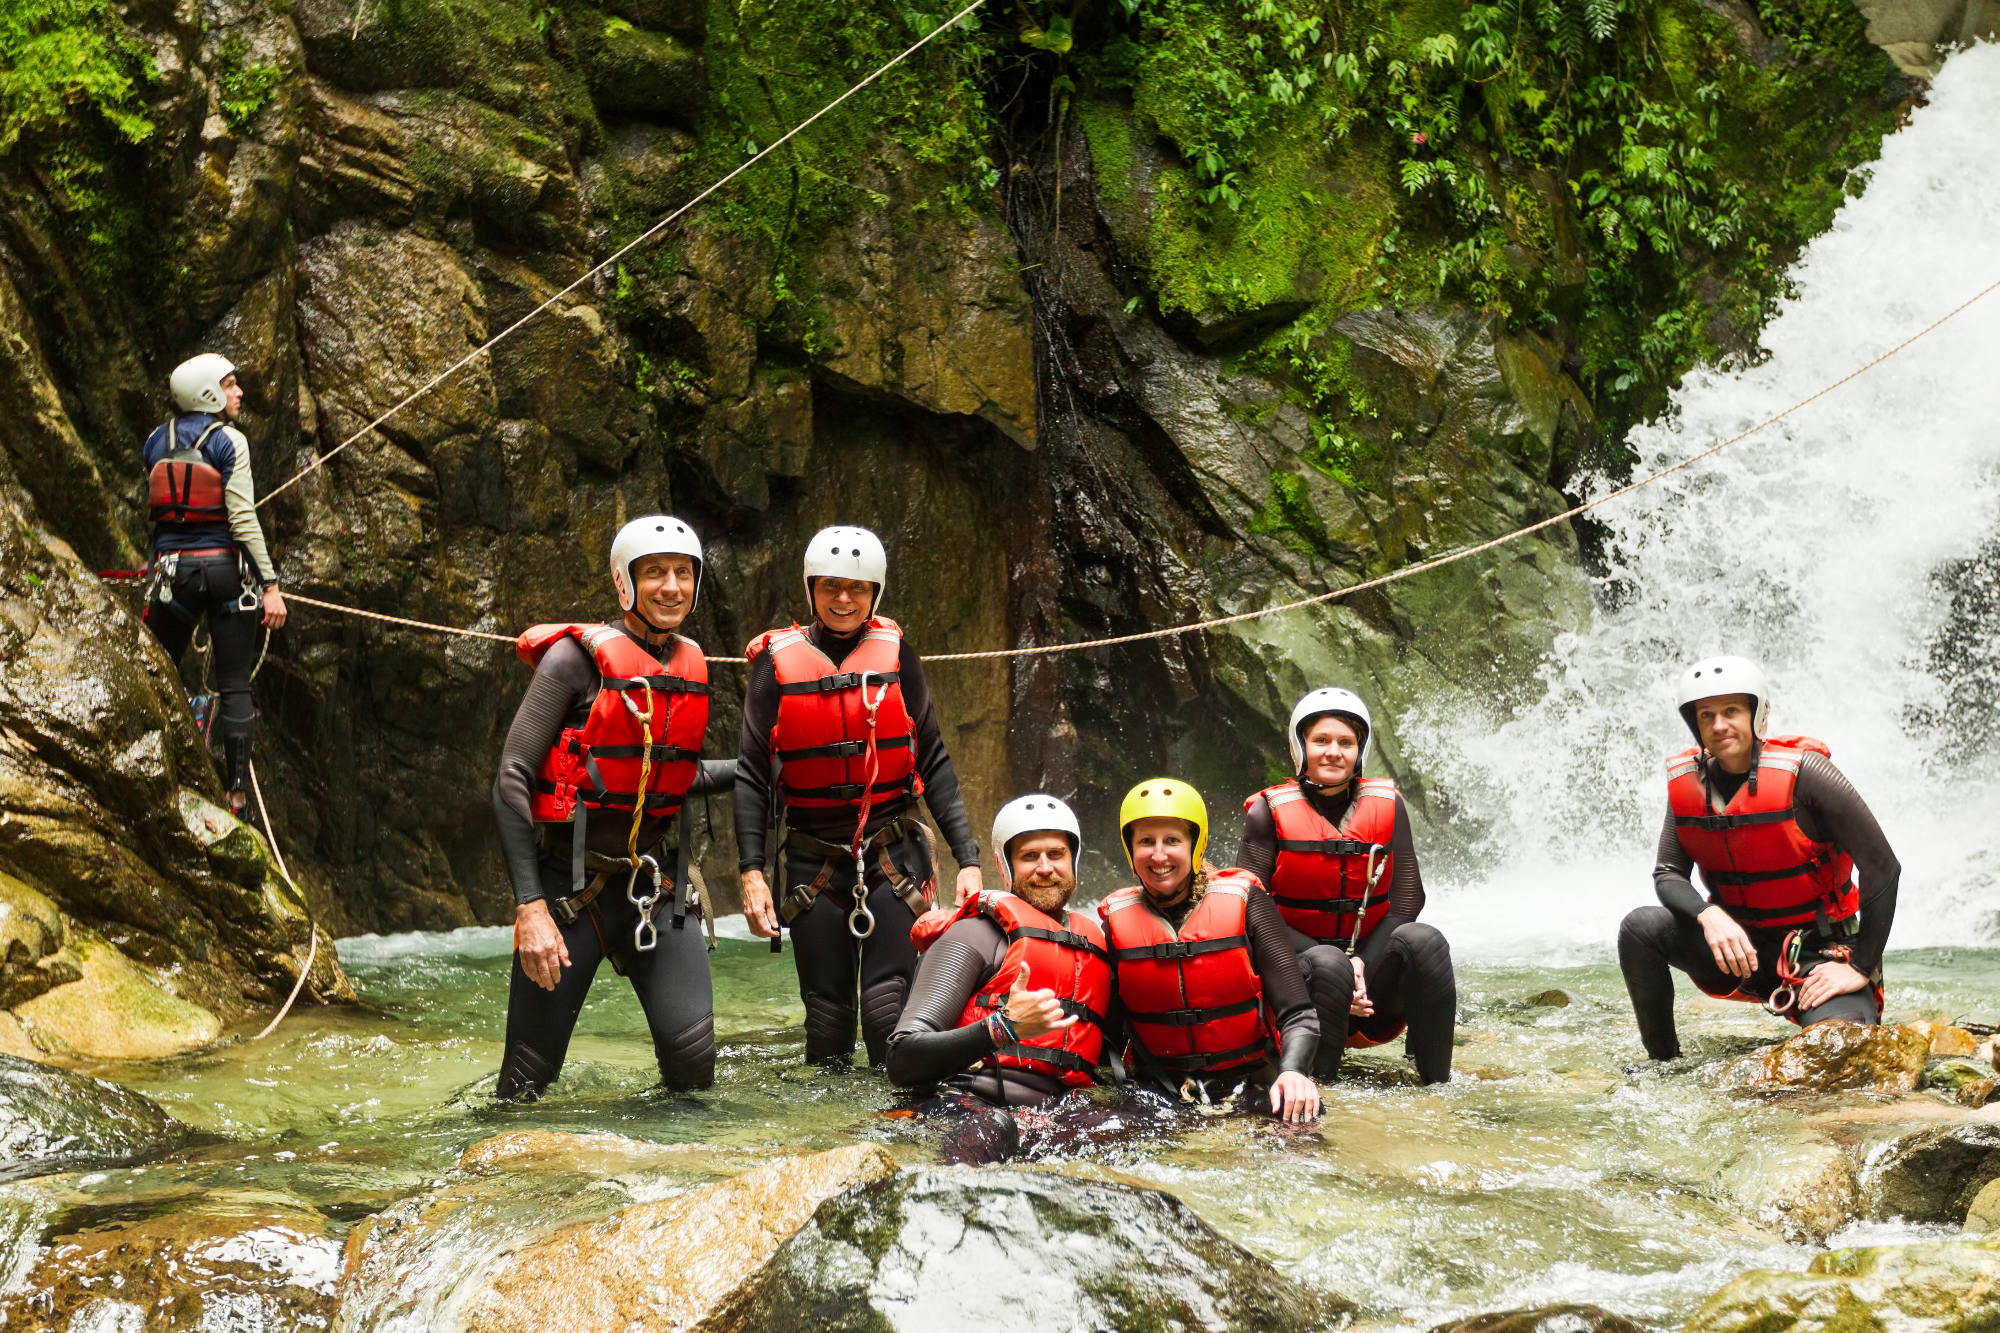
[860,978,907,1067]
[496,1041,559,1102]
[1297,947,1354,1080]
[657,1015,716,1090]
[802,993,857,1064]
[1390,922,1454,985]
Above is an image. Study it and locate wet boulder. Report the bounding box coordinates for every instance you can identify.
[1718,1021,1931,1093]
[1430,1306,1644,1333]
[460,1144,897,1332]
[1969,1178,2000,1233]
[699,1167,1352,1333]
[1719,1137,1858,1245]
[1859,1121,2000,1225]
[0,1053,186,1181]
[1923,1057,1995,1095]
[0,1185,341,1330]
[1686,1237,2000,1333]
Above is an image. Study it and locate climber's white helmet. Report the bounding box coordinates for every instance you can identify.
[991,793,1082,889]
[1676,655,1769,741]
[1289,687,1373,774]
[610,515,703,628]
[170,353,237,414]
[803,525,887,609]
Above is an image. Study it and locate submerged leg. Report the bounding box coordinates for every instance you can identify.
[497,880,608,1100]
[858,834,925,1066]
[625,891,717,1091]
[785,850,861,1065]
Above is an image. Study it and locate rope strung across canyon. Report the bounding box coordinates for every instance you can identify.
[255,0,991,511]
[253,274,2000,665]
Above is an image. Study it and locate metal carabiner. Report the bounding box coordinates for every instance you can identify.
[847,854,876,939]
[627,854,662,952]
[1766,985,1797,1016]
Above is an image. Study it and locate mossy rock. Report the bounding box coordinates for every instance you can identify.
[178,791,273,891]
[12,932,222,1061]
[1687,1237,2000,1333]
[582,18,704,122]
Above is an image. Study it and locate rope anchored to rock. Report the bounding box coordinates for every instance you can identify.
[160,274,1996,665]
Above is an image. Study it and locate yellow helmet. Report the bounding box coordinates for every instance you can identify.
[1118,778,1208,871]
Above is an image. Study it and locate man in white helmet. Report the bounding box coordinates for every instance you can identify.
[139,353,287,811]
[734,525,983,1068]
[885,794,1104,1111]
[1617,656,1900,1061]
[1234,687,1457,1085]
[489,516,735,1099]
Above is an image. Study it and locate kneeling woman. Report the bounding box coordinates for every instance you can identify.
[1104,780,1319,1121]
[886,795,1109,1109]
[1236,688,1456,1085]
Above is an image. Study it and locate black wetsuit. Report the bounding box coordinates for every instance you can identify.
[735,621,979,1066]
[490,624,733,1099]
[1238,784,1457,1084]
[1618,750,1899,1061]
[886,881,1317,1106]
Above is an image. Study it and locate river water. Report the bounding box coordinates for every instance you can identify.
[9,38,2000,1333]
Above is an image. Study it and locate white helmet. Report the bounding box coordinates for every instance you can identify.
[170,353,236,413]
[1288,687,1372,774]
[803,525,887,610]
[610,515,703,629]
[1676,655,1770,741]
[991,793,1082,889]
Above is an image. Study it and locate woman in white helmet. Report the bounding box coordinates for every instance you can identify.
[489,516,735,1100]
[733,525,984,1068]
[1618,656,1899,1060]
[1234,687,1457,1084]
[139,354,288,811]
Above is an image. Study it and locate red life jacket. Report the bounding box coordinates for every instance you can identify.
[1666,736,1857,932]
[1099,869,1270,1077]
[147,419,230,524]
[1253,779,1398,946]
[745,617,918,812]
[516,624,709,829]
[952,890,1110,1088]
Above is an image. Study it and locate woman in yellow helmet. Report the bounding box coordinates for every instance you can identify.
[1098,779,1321,1120]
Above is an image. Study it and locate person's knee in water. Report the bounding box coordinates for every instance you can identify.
[885,794,1110,1119]
[140,354,288,813]
[1101,779,1322,1122]
[1618,657,1898,1062]
[731,526,985,1067]
[1236,688,1457,1085]
[490,517,730,1099]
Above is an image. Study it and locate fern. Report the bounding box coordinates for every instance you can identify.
[1583,0,1623,41]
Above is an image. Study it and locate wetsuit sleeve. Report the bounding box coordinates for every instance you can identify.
[733,651,780,871]
[1386,794,1425,919]
[1234,794,1277,885]
[1793,753,1900,974]
[1652,810,1712,922]
[886,918,1004,1088]
[690,758,737,796]
[901,643,979,869]
[1245,886,1318,1074]
[218,426,276,585]
[492,638,597,906]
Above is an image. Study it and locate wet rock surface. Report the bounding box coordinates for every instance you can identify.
[1860,1120,2000,1225]
[699,1167,1351,1333]
[1719,1021,1932,1093]
[0,1052,188,1180]
[1428,1306,1645,1333]
[1686,1237,2000,1333]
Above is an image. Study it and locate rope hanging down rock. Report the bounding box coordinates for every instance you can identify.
[248,758,320,1040]
[236,274,1999,664]
[257,0,991,511]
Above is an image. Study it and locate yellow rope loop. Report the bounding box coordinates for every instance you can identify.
[623,677,656,867]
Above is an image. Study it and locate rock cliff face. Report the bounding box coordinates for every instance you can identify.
[0,0,1912,995]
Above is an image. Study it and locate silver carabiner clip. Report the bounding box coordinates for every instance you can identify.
[627,854,662,952]
[847,853,876,939]
[1766,985,1797,1017]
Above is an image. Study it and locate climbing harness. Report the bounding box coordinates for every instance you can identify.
[1764,928,1862,1017]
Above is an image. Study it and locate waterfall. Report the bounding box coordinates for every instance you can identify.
[1408,41,2000,962]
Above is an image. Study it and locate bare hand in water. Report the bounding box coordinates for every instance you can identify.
[1269,1071,1321,1122]
[515,900,570,991]
[1349,957,1374,1017]
[1699,906,1757,979]
[1002,969,1074,1039]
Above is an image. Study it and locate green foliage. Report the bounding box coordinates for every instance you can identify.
[0,0,154,151]
[217,33,284,135]
[1249,468,1335,556]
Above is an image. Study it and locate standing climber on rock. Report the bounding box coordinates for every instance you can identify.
[1105,779,1321,1120]
[735,526,982,1067]
[1236,688,1457,1086]
[886,795,1109,1108]
[1618,656,1899,1061]
[140,354,287,814]
[491,516,734,1099]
